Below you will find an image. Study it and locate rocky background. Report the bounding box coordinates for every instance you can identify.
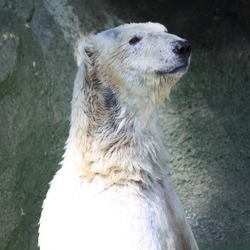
[0,0,249,249]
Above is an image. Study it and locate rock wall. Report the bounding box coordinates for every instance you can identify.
[0,0,249,249]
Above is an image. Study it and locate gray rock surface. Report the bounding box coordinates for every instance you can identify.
[0,0,249,249]
[0,32,19,83]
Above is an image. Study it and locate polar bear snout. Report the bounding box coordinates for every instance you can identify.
[155,38,191,76]
[159,39,191,76]
[171,40,191,58]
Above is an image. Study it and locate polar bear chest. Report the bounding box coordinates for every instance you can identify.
[39,167,172,250]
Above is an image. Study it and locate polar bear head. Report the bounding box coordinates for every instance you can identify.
[80,22,191,106]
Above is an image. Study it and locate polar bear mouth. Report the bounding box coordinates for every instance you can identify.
[168,63,189,74]
[156,63,189,76]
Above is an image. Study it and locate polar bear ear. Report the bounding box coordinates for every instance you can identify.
[77,41,95,65]
[84,45,94,58]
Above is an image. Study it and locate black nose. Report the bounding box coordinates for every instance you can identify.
[172,40,191,57]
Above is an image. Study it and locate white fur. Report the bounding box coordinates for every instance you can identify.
[39,22,198,250]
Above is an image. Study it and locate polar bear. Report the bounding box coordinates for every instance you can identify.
[38,22,198,250]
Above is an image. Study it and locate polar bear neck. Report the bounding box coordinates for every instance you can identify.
[63,63,170,187]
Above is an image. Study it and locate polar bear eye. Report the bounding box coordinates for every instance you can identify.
[129,36,142,45]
